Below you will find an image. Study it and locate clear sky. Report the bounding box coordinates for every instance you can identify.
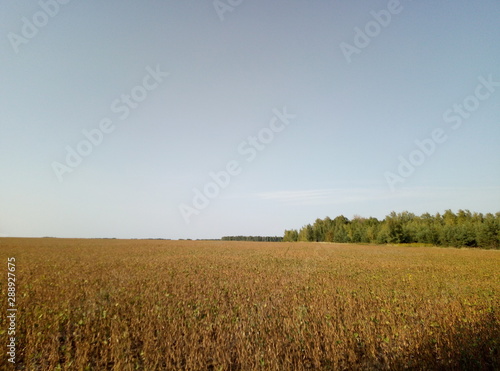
[1,0,499,239]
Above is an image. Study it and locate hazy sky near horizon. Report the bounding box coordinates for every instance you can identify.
[1,0,499,239]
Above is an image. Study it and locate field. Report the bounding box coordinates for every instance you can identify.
[1,238,499,370]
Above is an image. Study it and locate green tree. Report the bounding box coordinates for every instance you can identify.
[283,229,299,242]
[477,213,500,249]
[298,224,314,242]
[283,210,499,249]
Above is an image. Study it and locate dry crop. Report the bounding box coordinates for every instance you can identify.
[0,238,499,370]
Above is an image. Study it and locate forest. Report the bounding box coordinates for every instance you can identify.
[283,210,500,249]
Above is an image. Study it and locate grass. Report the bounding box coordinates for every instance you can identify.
[0,238,499,370]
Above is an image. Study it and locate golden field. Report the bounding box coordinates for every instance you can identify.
[0,238,499,370]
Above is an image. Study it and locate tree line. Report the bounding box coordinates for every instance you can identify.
[283,210,500,249]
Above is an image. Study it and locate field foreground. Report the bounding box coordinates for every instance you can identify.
[1,238,499,370]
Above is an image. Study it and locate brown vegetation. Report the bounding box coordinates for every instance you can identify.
[1,238,499,370]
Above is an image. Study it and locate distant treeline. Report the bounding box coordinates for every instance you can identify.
[221,236,284,242]
[283,210,500,249]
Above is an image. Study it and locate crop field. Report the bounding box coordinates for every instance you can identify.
[0,238,499,370]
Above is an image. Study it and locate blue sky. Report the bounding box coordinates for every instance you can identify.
[1,0,499,239]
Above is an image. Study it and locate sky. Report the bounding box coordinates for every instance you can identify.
[1,0,499,239]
